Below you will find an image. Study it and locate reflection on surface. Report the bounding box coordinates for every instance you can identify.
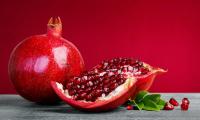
[52,46,68,69]
[34,56,49,73]
[22,56,49,73]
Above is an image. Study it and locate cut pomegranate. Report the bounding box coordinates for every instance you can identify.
[169,98,179,106]
[164,102,174,110]
[51,58,166,111]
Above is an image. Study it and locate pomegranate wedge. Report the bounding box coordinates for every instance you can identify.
[51,58,166,111]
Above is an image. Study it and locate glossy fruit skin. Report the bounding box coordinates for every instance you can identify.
[8,18,85,103]
[169,98,179,106]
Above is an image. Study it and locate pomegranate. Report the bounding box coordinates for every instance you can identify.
[51,58,165,111]
[8,17,85,103]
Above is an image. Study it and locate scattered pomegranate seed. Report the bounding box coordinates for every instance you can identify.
[169,98,179,106]
[181,103,189,111]
[164,102,174,110]
[126,105,133,110]
[182,98,190,105]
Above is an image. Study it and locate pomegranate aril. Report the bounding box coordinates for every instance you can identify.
[169,98,179,106]
[80,93,87,99]
[68,90,76,96]
[86,94,92,101]
[164,102,174,110]
[104,88,110,94]
[182,98,190,105]
[81,85,85,89]
[126,105,133,110]
[110,83,118,90]
[181,103,189,111]
[122,67,127,72]
[96,90,103,97]
[103,79,110,84]
[66,83,72,89]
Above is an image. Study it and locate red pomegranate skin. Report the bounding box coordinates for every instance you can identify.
[8,17,85,103]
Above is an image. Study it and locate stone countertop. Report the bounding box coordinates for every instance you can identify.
[0,93,199,120]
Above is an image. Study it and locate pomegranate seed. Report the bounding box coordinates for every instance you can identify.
[122,67,127,72]
[181,103,189,111]
[104,88,110,93]
[110,83,118,90]
[169,98,179,106]
[164,102,174,110]
[86,95,92,101]
[126,105,133,110]
[103,79,110,84]
[182,98,190,105]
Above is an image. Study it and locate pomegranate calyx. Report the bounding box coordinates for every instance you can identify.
[47,17,62,37]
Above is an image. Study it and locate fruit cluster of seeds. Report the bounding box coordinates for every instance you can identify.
[65,58,149,102]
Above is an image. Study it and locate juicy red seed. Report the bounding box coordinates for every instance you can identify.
[103,79,110,84]
[85,88,92,93]
[80,93,87,98]
[104,88,110,93]
[182,98,190,104]
[169,98,179,106]
[122,67,127,72]
[86,95,92,101]
[110,83,118,90]
[66,83,72,89]
[140,67,149,74]
[96,90,103,97]
[164,102,174,110]
[181,103,189,111]
[126,105,133,110]
[68,90,75,96]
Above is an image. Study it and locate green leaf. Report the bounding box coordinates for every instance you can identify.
[142,98,160,111]
[157,105,165,110]
[130,100,144,110]
[157,99,166,106]
[137,102,144,110]
[135,91,148,103]
[144,94,161,103]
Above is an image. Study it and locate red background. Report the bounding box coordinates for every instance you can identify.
[1,0,200,93]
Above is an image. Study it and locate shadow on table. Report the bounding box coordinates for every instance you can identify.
[37,107,121,114]
[0,96,122,114]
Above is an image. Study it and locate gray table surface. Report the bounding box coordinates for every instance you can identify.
[0,94,199,120]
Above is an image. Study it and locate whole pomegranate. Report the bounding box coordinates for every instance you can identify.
[8,17,85,104]
[51,58,166,111]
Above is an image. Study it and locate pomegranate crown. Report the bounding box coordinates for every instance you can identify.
[47,17,62,37]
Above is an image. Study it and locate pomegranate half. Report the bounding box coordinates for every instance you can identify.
[51,58,166,111]
[8,17,85,103]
